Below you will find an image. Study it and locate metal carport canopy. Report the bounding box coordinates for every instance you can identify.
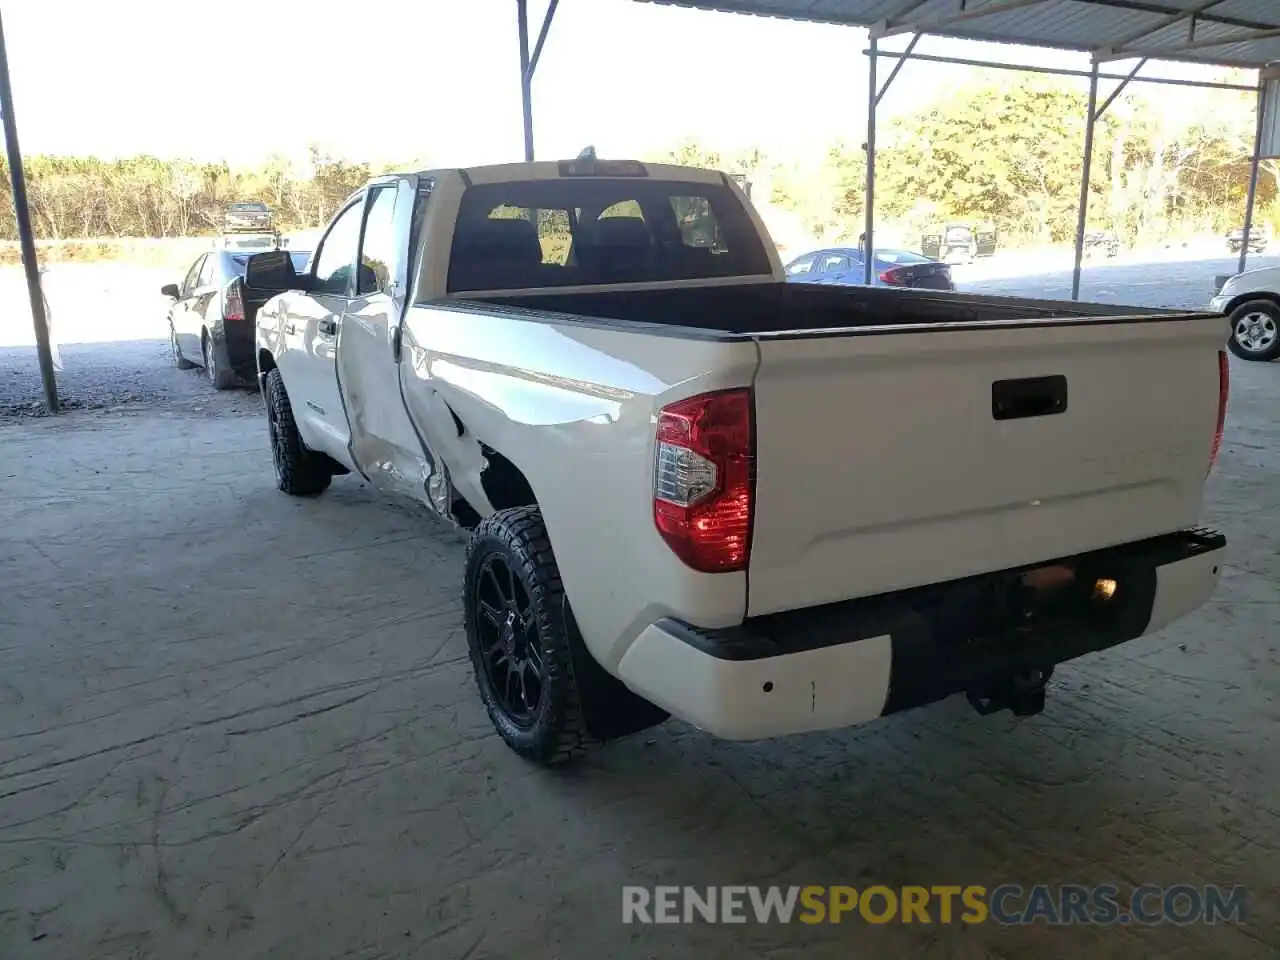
[609,0,1280,289]
[636,0,1280,69]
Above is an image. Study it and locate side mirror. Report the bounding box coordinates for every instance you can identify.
[161,283,181,298]
[244,249,304,292]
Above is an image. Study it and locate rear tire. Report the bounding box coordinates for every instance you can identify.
[1227,299,1280,362]
[464,507,594,765]
[203,333,238,390]
[263,368,332,496]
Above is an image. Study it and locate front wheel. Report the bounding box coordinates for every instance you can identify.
[263,368,332,495]
[1227,299,1280,362]
[464,507,593,765]
[171,323,195,369]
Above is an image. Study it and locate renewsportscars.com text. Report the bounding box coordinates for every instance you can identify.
[622,884,1248,926]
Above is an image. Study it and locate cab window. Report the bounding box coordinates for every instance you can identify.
[313,200,366,296]
[358,186,398,295]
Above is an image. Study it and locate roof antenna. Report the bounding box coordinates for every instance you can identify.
[578,145,596,159]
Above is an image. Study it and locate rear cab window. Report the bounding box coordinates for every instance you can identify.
[445,177,772,293]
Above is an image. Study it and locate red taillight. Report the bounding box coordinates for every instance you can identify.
[1209,349,1229,473]
[879,267,905,285]
[225,281,245,322]
[653,389,754,573]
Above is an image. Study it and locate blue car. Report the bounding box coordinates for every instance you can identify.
[785,246,955,290]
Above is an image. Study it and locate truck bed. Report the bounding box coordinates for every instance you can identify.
[473,282,1179,337]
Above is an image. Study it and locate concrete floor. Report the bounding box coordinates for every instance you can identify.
[1,359,1278,959]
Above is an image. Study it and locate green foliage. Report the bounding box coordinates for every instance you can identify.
[877,78,1097,242]
[653,75,1268,248]
[0,146,373,240]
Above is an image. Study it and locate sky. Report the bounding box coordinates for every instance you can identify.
[0,0,1249,170]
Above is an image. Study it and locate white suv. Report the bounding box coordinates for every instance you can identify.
[1210,264,1280,362]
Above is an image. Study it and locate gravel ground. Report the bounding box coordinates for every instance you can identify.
[0,339,263,418]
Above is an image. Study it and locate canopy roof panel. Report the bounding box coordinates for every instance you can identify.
[639,0,1280,68]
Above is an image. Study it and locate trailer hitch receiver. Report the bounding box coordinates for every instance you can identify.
[967,666,1052,717]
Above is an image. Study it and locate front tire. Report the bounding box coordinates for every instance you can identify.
[1227,299,1280,362]
[464,507,593,765]
[263,368,332,496]
[171,323,195,369]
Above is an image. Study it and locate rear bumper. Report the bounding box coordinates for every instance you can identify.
[616,528,1225,741]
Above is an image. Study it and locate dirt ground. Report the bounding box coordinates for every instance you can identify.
[1,359,1277,959]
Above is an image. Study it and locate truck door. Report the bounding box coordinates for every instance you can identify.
[277,196,365,465]
[336,178,432,499]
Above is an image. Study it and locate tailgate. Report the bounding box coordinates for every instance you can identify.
[746,315,1228,617]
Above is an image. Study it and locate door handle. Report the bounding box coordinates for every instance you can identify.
[319,318,338,336]
[391,324,403,362]
[992,375,1068,421]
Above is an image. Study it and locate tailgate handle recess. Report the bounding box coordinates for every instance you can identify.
[992,375,1067,421]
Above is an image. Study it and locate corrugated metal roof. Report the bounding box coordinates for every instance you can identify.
[639,0,1280,68]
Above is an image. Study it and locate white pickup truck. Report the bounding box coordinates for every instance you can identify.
[247,156,1230,765]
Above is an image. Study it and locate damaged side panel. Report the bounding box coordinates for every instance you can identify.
[338,313,436,503]
[410,382,495,521]
[395,301,759,671]
[334,175,439,505]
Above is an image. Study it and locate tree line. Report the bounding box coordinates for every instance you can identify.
[657,75,1274,249]
[0,76,1271,250]
[0,147,379,241]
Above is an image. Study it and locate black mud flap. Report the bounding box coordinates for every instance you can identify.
[562,599,669,743]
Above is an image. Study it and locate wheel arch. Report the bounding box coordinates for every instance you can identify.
[257,347,278,381]
[1224,291,1280,314]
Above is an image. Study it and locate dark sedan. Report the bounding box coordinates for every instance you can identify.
[163,249,310,389]
[785,246,954,290]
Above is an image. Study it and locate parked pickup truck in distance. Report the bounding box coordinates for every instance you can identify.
[247,156,1230,766]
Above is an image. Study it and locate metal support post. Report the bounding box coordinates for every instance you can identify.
[517,0,535,162]
[863,35,877,286]
[0,11,57,413]
[1071,61,1100,301]
[1239,77,1266,275]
